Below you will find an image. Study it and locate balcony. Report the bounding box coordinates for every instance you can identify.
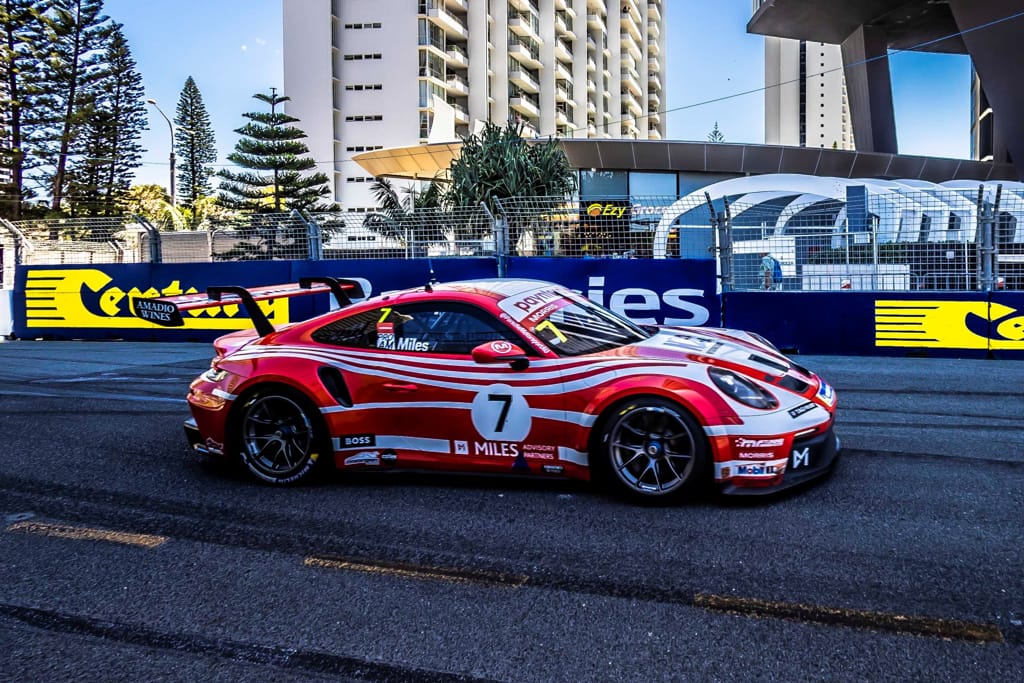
[620,13,642,42]
[586,57,596,73]
[555,83,569,102]
[555,61,573,81]
[508,68,539,94]
[421,1,468,39]
[621,69,642,97]
[648,21,660,39]
[555,38,573,63]
[647,109,661,125]
[508,39,542,69]
[587,79,596,94]
[648,72,662,90]
[647,38,660,56]
[621,32,642,61]
[555,13,575,39]
[555,106,571,126]
[446,75,469,96]
[648,127,662,140]
[623,91,643,116]
[554,0,569,11]
[446,44,468,68]
[586,13,605,32]
[509,91,540,118]
[648,90,660,108]
[587,123,597,137]
[647,2,661,22]
[452,103,469,124]
[509,13,541,42]
[510,0,538,12]
[587,99,596,114]
[621,0,641,22]
[648,56,660,73]
[444,0,467,11]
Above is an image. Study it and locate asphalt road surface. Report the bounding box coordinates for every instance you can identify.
[1,341,1022,682]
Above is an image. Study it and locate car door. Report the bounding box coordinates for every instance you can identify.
[313,300,568,474]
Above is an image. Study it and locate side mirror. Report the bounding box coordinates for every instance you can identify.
[471,341,530,370]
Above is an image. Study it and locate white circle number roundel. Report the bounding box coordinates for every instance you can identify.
[471,383,531,442]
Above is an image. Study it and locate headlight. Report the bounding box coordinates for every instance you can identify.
[708,368,778,410]
[202,367,228,382]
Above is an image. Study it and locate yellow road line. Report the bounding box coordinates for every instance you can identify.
[304,556,527,588]
[694,593,1003,643]
[6,521,167,549]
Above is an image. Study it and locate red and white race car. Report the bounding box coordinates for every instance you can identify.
[136,277,839,502]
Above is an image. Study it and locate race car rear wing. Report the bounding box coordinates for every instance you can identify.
[131,276,366,337]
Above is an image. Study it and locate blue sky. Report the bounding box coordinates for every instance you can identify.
[105,0,972,190]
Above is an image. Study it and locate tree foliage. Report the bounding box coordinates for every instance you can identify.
[66,23,145,216]
[32,0,115,211]
[0,0,45,219]
[707,121,725,143]
[445,120,576,251]
[174,75,216,211]
[362,176,449,252]
[217,89,331,213]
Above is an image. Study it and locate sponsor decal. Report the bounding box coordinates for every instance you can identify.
[339,434,376,448]
[542,465,564,474]
[735,463,777,476]
[490,340,514,354]
[344,451,381,466]
[734,437,785,449]
[23,268,289,330]
[582,277,710,326]
[498,286,568,322]
[522,444,557,460]
[395,337,432,352]
[791,447,811,469]
[204,437,224,455]
[737,451,774,460]
[498,312,552,355]
[454,440,469,455]
[788,402,816,418]
[474,441,519,457]
[132,298,183,325]
[875,300,1024,350]
[585,202,629,220]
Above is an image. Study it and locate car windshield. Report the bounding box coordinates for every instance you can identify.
[525,293,650,356]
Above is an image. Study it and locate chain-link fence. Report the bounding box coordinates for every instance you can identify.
[3,185,1023,292]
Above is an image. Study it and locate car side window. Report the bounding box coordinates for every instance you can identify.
[312,302,523,355]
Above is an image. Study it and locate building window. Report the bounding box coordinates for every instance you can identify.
[344,115,383,121]
[344,22,382,29]
[345,84,384,91]
[346,145,384,152]
[343,53,383,61]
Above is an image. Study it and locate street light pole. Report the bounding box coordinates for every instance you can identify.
[146,98,176,206]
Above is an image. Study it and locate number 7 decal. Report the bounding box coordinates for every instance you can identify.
[488,393,512,432]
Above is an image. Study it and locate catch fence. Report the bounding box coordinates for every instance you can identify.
[3,185,1022,292]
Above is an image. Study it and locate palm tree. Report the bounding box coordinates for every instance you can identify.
[363,177,450,254]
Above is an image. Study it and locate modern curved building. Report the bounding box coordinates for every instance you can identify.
[747,0,1024,178]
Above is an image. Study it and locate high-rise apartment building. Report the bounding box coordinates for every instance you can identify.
[283,0,667,211]
[763,36,854,151]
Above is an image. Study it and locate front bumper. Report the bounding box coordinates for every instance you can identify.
[184,417,226,458]
[720,426,841,496]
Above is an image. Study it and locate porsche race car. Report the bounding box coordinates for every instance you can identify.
[135,277,839,502]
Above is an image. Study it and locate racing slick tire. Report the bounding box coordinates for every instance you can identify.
[597,397,709,504]
[235,387,330,486]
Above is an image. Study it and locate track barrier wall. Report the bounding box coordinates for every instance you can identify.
[12,258,1022,358]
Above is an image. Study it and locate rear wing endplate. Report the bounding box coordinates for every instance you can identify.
[131,276,367,337]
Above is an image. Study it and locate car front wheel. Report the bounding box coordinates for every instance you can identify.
[599,397,708,503]
[237,389,327,485]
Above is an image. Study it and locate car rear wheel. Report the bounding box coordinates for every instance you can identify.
[237,388,327,485]
[599,397,707,503]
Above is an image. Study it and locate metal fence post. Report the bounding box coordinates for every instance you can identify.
[992,184,1003,289]
[133,215,162,263]
[488,200,508,278]
[1,218,29,289]
[295,210,322,261]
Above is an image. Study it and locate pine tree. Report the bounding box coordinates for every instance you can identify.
[707,121,725,143]
[0,0,46,219]
[174,76,216,211]
[217,89,330,213]
[31,0,113,212]
[66,23,146,216]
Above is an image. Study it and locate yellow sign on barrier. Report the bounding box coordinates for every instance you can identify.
[24,268,290,330]
[875,300,1024,350]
